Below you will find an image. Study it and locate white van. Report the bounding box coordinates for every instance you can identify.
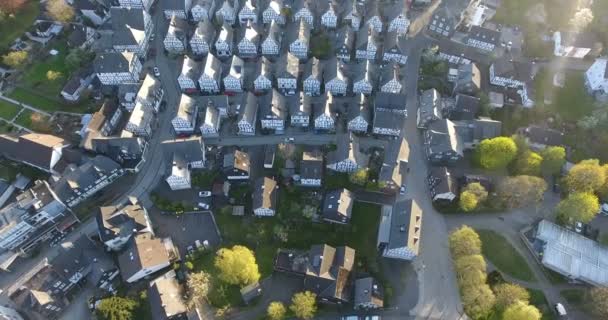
[555,303,567,317]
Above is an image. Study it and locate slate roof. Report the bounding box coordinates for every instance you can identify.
[148,271,188,320]
[385,200,422,254]
[223,149,250,173]
[300,150,323,180]
[161,137,205,164]
[110,7,147,46]
[327,134,369,168]
[429,166,457,196]
[180,56,202,81]
[322,188,354,223]
[354,277,383,308]
[96,201,149,243]
[0,133,67,172]
[426,119,464,156]
[468,25,500,46]
[238,93,258,124]
[522,125,564,147]
[492,57,535,83]
[94,51,136,74]
[193,19,216,44]
[303,244,355,302]
[448,94,480,120]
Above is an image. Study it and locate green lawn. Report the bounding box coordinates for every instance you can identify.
[477,229,537,282]
[0,100,21,120]
[19,40,74,96]
[14,109,51,132]
[0,1,40,50]
[8,87,94,114]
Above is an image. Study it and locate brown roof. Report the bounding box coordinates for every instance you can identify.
[0,133,67,172]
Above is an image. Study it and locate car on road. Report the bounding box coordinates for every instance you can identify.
[153,67,160,77]
[400,185,406,195]
[198,202,209,210]
[284,137,295,143]
[149,33,155,41]
[198,191,211,197]
[574,221,583,233]
[601,203,608,216]
[554,303,567,316]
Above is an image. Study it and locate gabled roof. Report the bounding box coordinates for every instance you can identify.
[327,134,369,167]
[161,137,205,164]
[203,54,222,78]
[354,277,383,308]
[94,51,137,74]
[449,94,480,120]
[276,53,300,78]
[217,23,234,43]
[117,233,172,282]
[193,19,216,43]
[292,92,312,115]
[166,15,188,38]
[228,55,245,79]
[265,89,289,119]
[0,133,67,172]
[300,150,323,180]
[491,57,535,82]
[110,7,148,46]
[383,31,403,54]
[175,94,197,121]
[148,271,187,320]
[238,93,258,124]
[426,119,464,156]
[304,244,355,302]
[253,176,277,210]
[322,188,354,223]
[348,94,371,122]
[523,125,564,147]
[468,25,500,46]
[223,149,250,172]
[304,57,323,80]
[429,166,457,195]
[386,200,421,254]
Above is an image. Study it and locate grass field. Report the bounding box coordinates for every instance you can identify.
[529,289,557,320]
[477,229,537,282]
[0,1,40,50]
[8,87,93,114]
[14,109,51,132]
[0,100,21,120]
[20,40,73,96]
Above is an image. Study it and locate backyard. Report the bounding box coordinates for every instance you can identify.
[14,109,52,132]
[477,229,537,282]
[0,100,21,120]
[0,1,40,50]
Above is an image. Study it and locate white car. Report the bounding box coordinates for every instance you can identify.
[284,137,295,143]
[574,221,583,233]
[600,203,608,216]
[198,202,209,210]
[554,303,567,316]
[400,185,406,195]
[153,67,160,77]
[198,191,212,197]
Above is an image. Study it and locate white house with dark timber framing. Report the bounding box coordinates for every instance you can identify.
[263,0,286,25]
[293,0,314,27]
[224,55,245,93]
[223,149,250,179]
[215,0,236,25]
[199,95,227,137]
[94,51,142,85]
[336,28,355,62]
[177,56,202,93]
[254,58,273,92]
[365,2,382,32]
[353,60,374,95]
[377,200,422,261]
[136,74,164,113]
[320,2,339,29]
[385,1,409,35]
[379,63,403,94]
[172,94,198,135]
[289,20,311,60]
[326,134,368,173]
[261,90,288,132]
[299,150,322,186]
[125,101,154,138]
[190,0,215,22]
[163,15,188,54]
[161,0,192,20]
[238,93,258,135]
[215,24,234,57]
[276,53,300,96]
[314,92,335,131]
[237,23,260,58]
[291,92,312,127]
[343,1,361,30]
[190,20,215,56]
[325,59,348,96]
[199,54,222,94]
[303,58,323,96]
[348,94,370,133]
[356,26,379,61]
[239,0,258,25]
[110,7,153,57]
[262,21,282,56]
[383,32,407,65]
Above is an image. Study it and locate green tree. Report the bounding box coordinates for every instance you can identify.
[540,146,566,175]
[186,271,211,307]
[461,285,496,320]
[46,70,62,81]
[290,291,317,320]
[493,283,530,310]
[273,224,288,242]
[496,175,547,208]
[565,159,606,193]
[514,150,543,176]
[454,254,486,274]
[502,301,541,320]
[66,48,94,69]
[459,191,479,212]
[2,51,27,68]
[267,301,287,320]
[588,287,608,319]
[449,226,482,258]
[310,33,332,59]
[46,0,74,23]
[556,192,600,224]
[349,168,369,185]
[96,296,138,320]
[214,245,260,286]
[454,255,487,289]
[477,137,518,170]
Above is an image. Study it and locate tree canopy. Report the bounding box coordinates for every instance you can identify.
[96,296,138,320]
[496,175,547,208]
[449,226,482,258]
[2,51,27,68]
[477,137,518,170]
[349,168,369,186]
[214,245,260,286]
[514,150,543,176]
[540,146,566,175]
[46,70,62,81]
[565,159,606,193]
[493,283,530,310]
[461,284,496,320]
[47,0,74,23]
[502,301,541,320]
[267,301,287,320]
[556,192,600,224]
[186,271,211,307]
[459,183,488,212]
[290,291,317,320]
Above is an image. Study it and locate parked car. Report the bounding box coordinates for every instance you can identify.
[600,203,608,216]
[149,33,155,41]
[198,191,212,197]
[153,67,160,77]
[284,137,295,143]
[400,185,406,195]
[574,221,583,233]
[198,202,209,210]
[554,303,567,317]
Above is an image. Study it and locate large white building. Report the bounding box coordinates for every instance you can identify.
[117,234,176,283]
[377,200,422,261]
